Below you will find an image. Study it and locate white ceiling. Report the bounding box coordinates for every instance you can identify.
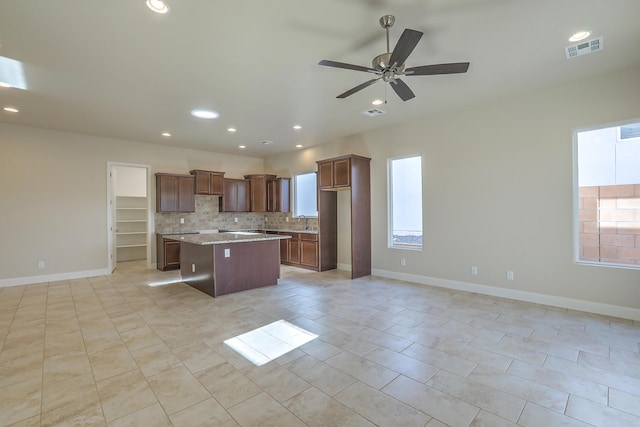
[1,0,639,157]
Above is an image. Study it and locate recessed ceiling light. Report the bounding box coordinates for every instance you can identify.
[0,82,11,88]
[372,99,384,106]
[293,125,302,130]
[238,145,246,149]
[191,109,219,119]
[161,132,171,137]
[227,127,237,133]
[146,0,169,14]
[3,106,19,113]
[296,144,303,148]
[569,30,591,42]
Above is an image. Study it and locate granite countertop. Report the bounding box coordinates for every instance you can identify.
[165,231,291,245]
[159,228,318,236]
[263,228,319,234]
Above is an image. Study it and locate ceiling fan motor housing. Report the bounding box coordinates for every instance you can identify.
[373,53,405,73]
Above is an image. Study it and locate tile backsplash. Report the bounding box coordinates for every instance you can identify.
[155,195,317,234]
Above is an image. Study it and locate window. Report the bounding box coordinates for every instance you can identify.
[388,155,423,249]
[293,172,317,217]
[575,120,640,268]
[619,123,640,141]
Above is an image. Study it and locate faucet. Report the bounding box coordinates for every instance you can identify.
[299,215,309,230]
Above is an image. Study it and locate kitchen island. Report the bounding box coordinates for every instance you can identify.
[167,232,290,297]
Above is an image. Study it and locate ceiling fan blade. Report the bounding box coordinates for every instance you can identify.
[336,78,381,98]
[390,78,415,101]
[404,62,470,75]
[388,29,423,67]
[319,60,376,73]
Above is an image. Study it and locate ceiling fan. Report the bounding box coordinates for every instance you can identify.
[319,15,470,101]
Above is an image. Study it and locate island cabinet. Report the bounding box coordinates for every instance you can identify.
[219,179,250,212]
[190,170,225,195]
[156,234,181,271]
[267,177,290,212]
[155,173,195,212]
[175,233,286,297]
[317,157,351,189]
[244,174,277,212]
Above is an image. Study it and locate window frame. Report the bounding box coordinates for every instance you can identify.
[573,119,640,270]
[292,171,318,218]
[387,154,423,251]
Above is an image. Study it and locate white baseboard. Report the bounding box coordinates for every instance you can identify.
[371,268,640,322]
[337,263,352,272]
[0,268,111,288]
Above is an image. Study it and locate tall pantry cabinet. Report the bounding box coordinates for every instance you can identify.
[316,154,371,279]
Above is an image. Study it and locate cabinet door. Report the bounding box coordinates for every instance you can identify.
[318,161,334,189]
[250,176,268,212]
[178,176,195,212]
[289,236,300,264]
[157,175,178,212]
[279,235,289,262]
[210,173,224,195]
[165,240,181,269]
[220,179,237,212]
[194,172,211,195]
[300,240,318,267]
[237,180,251,212]
[333,158,351,187]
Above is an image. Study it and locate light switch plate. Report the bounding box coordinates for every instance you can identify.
[224,248,230,257]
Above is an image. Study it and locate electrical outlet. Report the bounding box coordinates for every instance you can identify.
[224,248,231,258]
[506,270,514,280]
[401,259,406,266]
[234,217,238,223]
[38,260,45,269]
[471,266,478,275]
[285,216,289,222]
[180,217,185,224]
[264,216,268,222]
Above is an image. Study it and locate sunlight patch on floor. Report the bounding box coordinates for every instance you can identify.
[224,320,317,366]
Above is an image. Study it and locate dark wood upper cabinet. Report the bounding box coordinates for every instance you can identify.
[244,174,276,212]
[317,157,351,189]
[317,161,334,189]
[190,170,225,195]
[267,177,290,212]
[156,173,195,212]
[220,178,250,212]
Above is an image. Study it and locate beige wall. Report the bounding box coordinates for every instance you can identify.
[0,124,263,281]
[265,64,640,313]
[1,64,639,315]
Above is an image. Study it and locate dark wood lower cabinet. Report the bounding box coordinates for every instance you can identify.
[300,239,319,268]
[156,234,181,271]
[279,232,318,270]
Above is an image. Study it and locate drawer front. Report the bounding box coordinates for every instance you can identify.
[300,233,318,241]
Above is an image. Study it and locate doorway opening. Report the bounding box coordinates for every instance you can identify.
[107,163,151,272]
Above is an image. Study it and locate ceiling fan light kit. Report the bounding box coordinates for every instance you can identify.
[319,15,470,101]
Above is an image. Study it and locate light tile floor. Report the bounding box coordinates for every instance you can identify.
[1,261,639,426]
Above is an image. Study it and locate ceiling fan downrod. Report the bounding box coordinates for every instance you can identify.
[379,15,395,54]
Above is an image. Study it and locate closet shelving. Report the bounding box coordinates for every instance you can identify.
[115,196,148,261]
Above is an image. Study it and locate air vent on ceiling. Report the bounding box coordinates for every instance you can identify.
[260,140,274,145]
[565,37,603,59]
[362,108,386,117]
